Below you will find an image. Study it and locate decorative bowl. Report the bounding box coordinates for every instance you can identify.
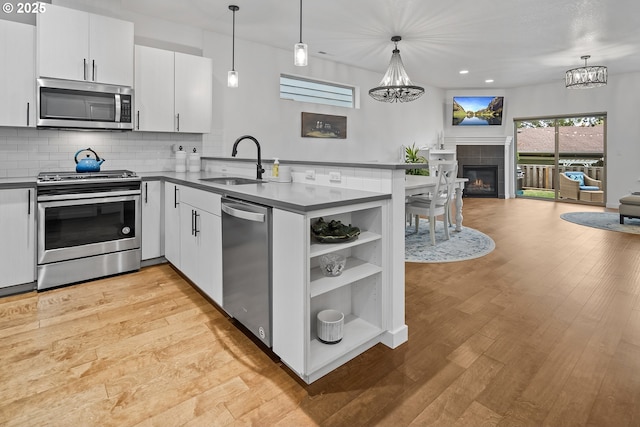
[319,253,346,277]
[317,309,344,344]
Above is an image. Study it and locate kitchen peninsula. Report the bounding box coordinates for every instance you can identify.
[140,159,416,383]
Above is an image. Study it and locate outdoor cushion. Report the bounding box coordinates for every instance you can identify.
[579,185,600,191]
[565,171,585,186]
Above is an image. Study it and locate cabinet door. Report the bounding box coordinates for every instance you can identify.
[89,13,134,86]
[37,4,89,81]
[141,181,163,260]
[163,183,181,266]
[0,189,36,288]
[0,20,35,127]
[174,52,212,133]
[134,46,175,132]
[179,204,222,305]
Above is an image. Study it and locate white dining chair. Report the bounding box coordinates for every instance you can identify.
[405,161,458,245]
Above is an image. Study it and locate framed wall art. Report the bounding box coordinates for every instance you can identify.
[301,113,347,139]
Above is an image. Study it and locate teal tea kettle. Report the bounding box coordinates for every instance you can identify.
[74,148,105,173]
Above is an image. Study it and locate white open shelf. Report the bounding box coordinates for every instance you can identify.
[309,257,382,298]
[308,314,383,373]
[309,231,381,258]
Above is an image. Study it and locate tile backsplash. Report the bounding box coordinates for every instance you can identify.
[0,127,202,177]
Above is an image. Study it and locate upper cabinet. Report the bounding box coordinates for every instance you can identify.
[134,46,174,132]
[37,4,134,86]
[135,46,212,133]
[174,52,212,133]
[0,20,36,127]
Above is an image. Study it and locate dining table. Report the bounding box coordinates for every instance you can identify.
[404,174,469,231]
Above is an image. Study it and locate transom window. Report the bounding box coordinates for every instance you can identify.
[280,74,355,108]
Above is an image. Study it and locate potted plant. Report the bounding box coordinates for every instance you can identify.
[405,143,429,176]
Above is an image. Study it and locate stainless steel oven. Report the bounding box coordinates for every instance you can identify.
[36,170,141,290]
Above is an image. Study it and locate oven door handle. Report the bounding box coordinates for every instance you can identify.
[37,189,141,202]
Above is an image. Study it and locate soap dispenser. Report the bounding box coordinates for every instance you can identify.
[272,158,279,178]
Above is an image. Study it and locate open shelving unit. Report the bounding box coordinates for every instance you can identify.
[304,201,388,383]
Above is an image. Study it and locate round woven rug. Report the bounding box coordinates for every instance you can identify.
[405,221,495,263]
[560,211,640,234]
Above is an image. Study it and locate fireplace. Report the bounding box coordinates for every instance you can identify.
[456,144,507,198]
[463,165,499,198]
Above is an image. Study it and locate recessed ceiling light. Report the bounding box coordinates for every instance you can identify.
[485,79,494,83]
[459,70,469,74]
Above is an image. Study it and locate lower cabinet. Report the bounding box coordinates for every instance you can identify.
[163,183,222,305]
[164,183,181,266]
[141,180,163,260]
[0,188,36,288]
[272,200,389,383]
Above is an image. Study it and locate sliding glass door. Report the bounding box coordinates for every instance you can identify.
[515,114,606,205]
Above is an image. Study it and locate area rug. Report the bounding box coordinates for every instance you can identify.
[405,221,495,263]
[560,212,640,235]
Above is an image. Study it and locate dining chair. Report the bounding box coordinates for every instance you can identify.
[405,161,458,245]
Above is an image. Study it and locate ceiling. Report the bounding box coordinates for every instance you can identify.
[122,0,640,89]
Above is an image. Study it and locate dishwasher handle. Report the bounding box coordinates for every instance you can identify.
[221,202,265,222]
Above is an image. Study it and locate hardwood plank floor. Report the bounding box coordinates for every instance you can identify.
[1,198,639,426]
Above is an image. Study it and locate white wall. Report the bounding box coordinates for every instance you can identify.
[202,31,444,162]
[505,73,640,207]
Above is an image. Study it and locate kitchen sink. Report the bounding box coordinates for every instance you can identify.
[200,176,266,185]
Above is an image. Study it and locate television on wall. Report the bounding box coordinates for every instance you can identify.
[452,96,504,126]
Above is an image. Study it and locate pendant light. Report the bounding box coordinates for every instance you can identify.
[294,0,308,66]
[227,5,239,88]
[369,36,425,103]
[565,55,607,89]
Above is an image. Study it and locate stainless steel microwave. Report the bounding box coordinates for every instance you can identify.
[36,78,133,130]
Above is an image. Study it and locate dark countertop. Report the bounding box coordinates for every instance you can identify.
[139,171,391,213]
[0,170,391,213]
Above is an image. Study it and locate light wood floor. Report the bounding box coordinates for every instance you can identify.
[2,198,640,427]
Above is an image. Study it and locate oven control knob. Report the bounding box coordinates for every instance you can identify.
[121,226,131,235]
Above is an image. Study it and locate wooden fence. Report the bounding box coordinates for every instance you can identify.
[519,165,604,190]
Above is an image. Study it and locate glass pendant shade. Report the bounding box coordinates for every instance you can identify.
[369,36,424,103]
[228,5,239,88]
[294,0,308,66]
[565,55,607,89]
[228,70,238,88]
[294,42,308,66]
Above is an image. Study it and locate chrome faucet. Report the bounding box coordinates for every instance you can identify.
[231,135,265,180]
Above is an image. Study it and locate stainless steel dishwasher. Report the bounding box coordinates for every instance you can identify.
[221,197,272,347]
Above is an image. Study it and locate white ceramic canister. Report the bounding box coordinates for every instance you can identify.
[317,309,344,344]
[175,146,186,172]
[188,148,201,172]
[278,165,292,182]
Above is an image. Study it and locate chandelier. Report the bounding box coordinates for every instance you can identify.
[369,36,424,103]
[565,55,607,89]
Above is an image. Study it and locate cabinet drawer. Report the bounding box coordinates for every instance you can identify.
[180,185,221,215]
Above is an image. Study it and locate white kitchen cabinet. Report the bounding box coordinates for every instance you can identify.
[141,180,163,260]
[273,200,389,383]
[163,183,222,305]
[134,46,174,132]
[0,20,36,127]
[37,4,134,86]
[134,46,212,133]
[0,188,36,288]
[174,52,212,133]
[164,183,181,266]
